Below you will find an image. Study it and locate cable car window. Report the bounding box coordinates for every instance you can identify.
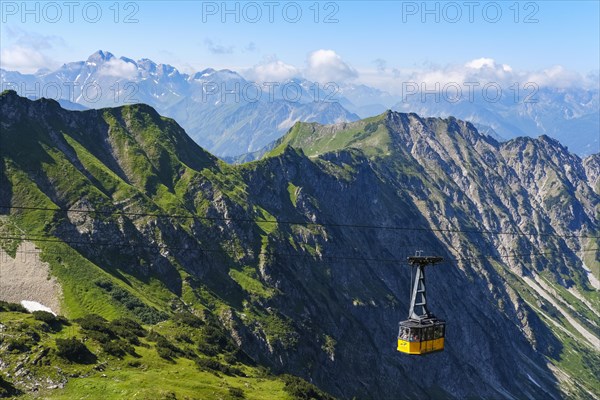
[400,328,410,341]
[426,327,433,341]
[410,328,421,342]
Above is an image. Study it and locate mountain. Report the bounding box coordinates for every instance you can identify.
[1,91,598,399]
[4,51,598,160]
[164,93,356,157]
[0,51,359,157]
[392,86,600,156]
[334,84,396,117]
[197,81,600,162]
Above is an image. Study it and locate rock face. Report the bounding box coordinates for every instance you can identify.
[393,86,600,157]
[1,91,598,399]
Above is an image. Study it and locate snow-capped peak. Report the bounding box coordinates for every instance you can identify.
[86,50,115,65]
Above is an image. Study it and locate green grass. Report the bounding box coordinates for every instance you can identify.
[547,328,600,397]
[245,310,299,351]
[498,267,600,397]
[38,243,127,320]
[254,206,277,235]
[0,216,22,257]
[229,266,276,299]
[287,183,299,207]
[0,310,306,400]
[44,349,290,400]
[61,134,128,199]
[266,112,392,159]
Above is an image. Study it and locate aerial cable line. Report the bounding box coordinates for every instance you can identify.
[1,205,597,240]
[0,234,596,266]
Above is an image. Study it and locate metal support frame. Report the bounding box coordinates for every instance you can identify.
[407,255,443,321]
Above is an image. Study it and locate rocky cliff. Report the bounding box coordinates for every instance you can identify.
[1,91,598,399]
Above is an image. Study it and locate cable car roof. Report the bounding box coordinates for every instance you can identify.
[407,256,444,265]
[399,318,445,328]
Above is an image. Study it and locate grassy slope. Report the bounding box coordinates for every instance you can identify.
[0,92,338,399]
[266,112,391,158]
[0,310,294,400]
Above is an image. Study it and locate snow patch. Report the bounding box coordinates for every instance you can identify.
[21,300,56,315]
[526,374,541,389]
[582,262,599,290]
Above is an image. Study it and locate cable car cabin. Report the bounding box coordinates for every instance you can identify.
[397,254,446,355]
[397,318,445,355]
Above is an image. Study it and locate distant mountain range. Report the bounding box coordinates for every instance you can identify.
[1,50,598,158]
[0,51,359,157]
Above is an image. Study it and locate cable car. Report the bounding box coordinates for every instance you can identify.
[397,254,445,355]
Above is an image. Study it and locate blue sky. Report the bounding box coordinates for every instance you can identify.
[1,1,599,89]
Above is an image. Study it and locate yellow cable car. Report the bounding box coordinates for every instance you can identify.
[397,255,446,355]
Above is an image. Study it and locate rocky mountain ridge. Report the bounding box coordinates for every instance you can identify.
[0,91,598,399]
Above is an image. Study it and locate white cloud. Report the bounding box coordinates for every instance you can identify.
[4,26,65,50]
[244,42,257,52]
[465,57,496,69]
[305,49,358,83]
[526,65,585,89]
[204,39,234,55]
[243,57,299,82]
[0,27,63,73]
[240,53,594,96]
[373,58,387,72]
[358,57,595,95]
[99,58,138,79]
[0,45,54,74]
[243,50,358,84]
